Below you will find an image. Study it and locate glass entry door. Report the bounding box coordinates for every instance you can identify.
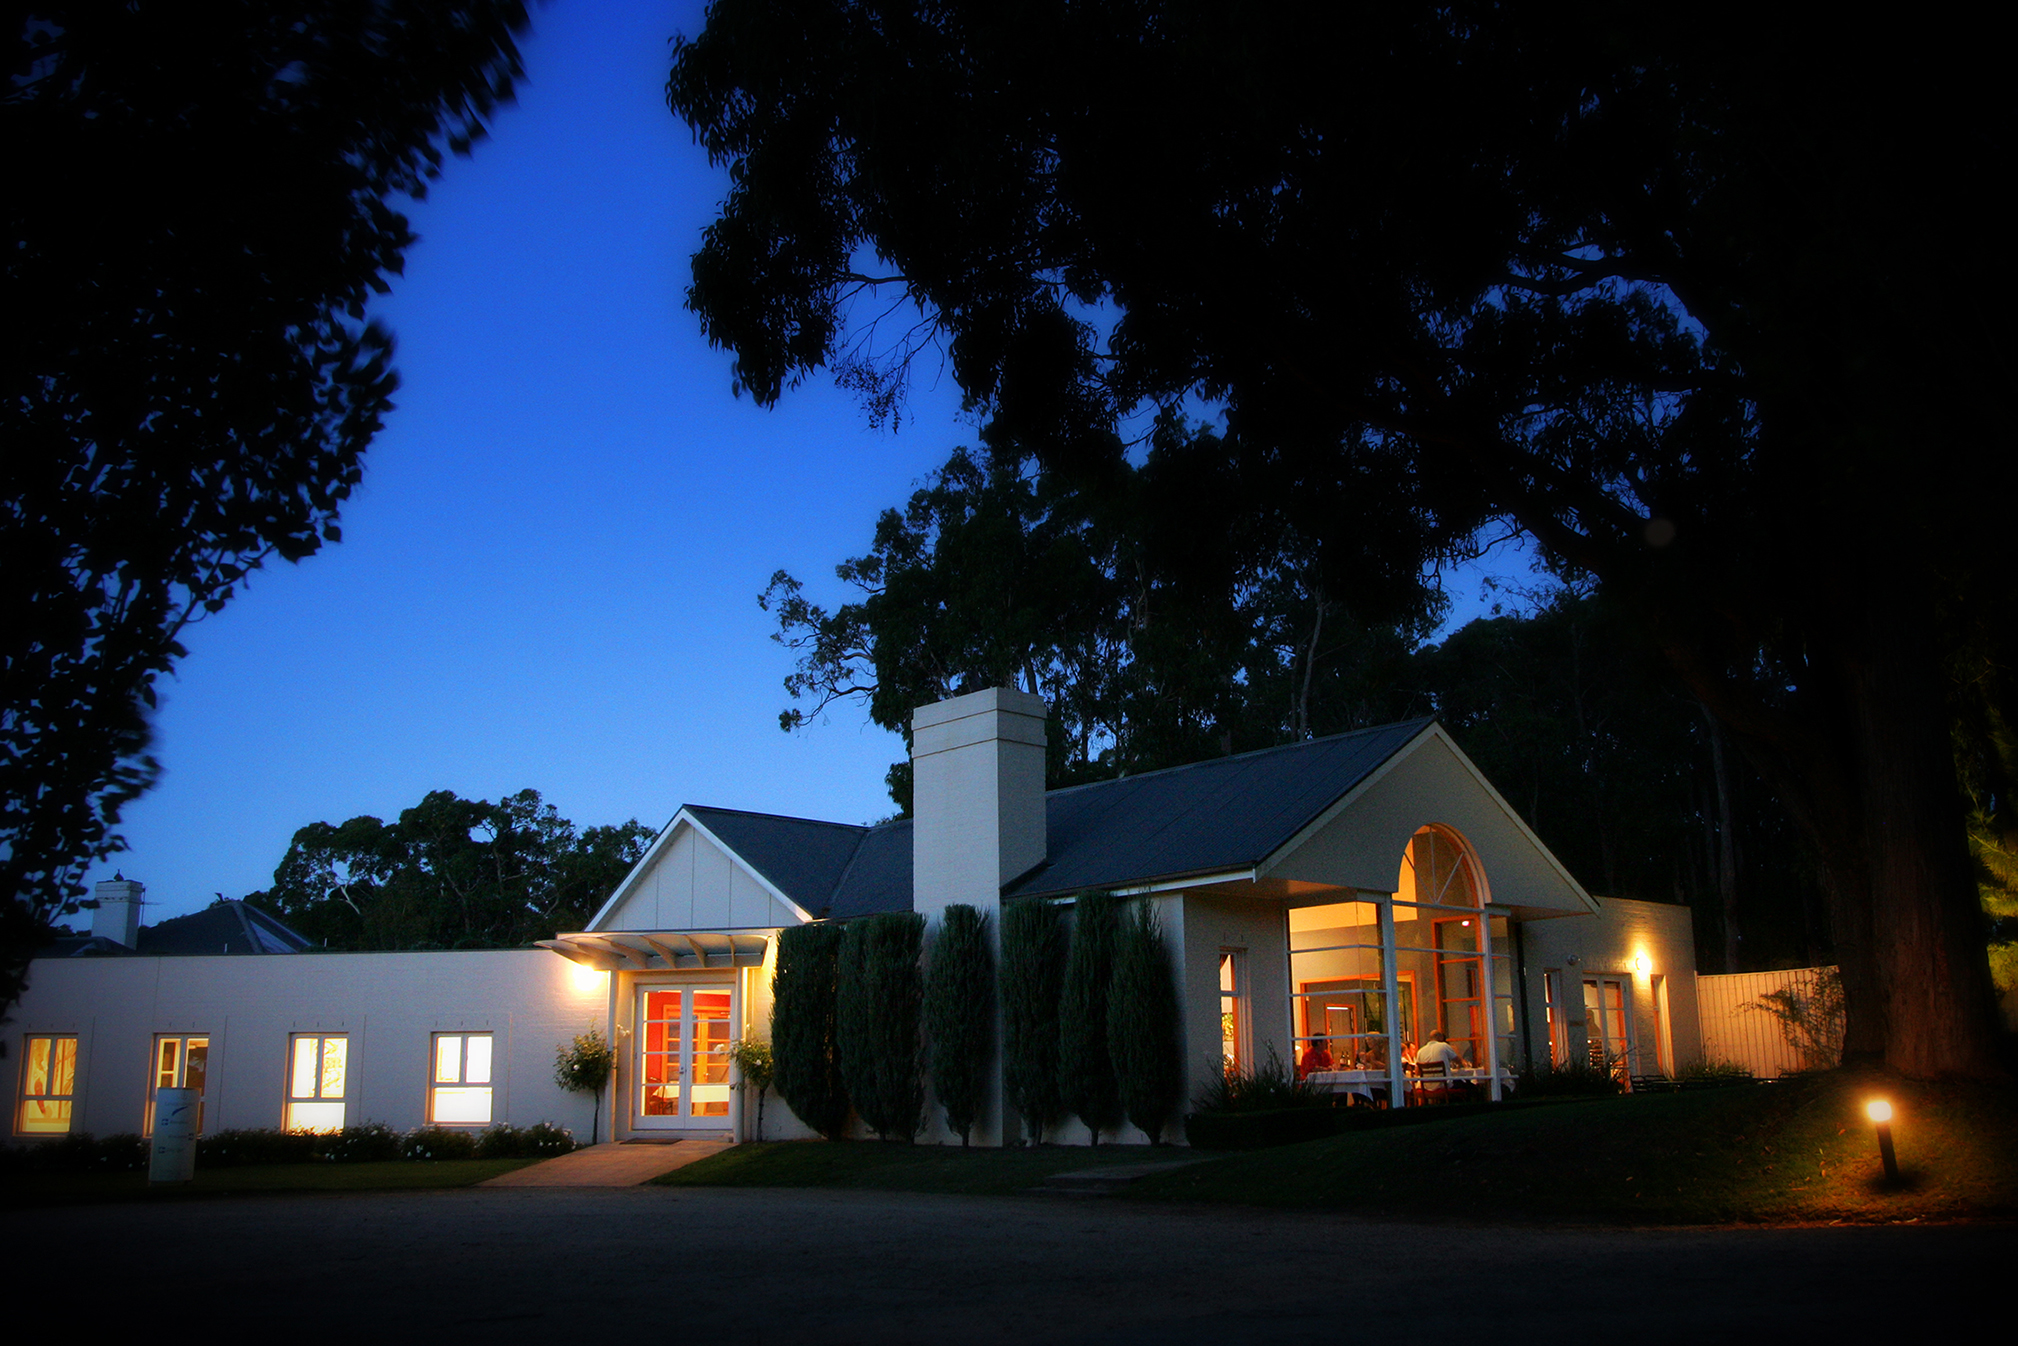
[635,985,734,1129]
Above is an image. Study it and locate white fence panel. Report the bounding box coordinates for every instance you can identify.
[1694,966,1839,1077]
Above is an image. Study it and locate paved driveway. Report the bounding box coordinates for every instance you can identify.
[21,1187,1999,1340]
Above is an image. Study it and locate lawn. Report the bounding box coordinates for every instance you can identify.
[662,1067,2018,1224]
[0,1157,537,1208]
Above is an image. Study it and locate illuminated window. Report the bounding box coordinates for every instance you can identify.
[148,1034,210,1135]
[17,1035,77,1135]
[430,1032,494,1125]
[286,1034,348,1132]
[1219,950,1249,1075]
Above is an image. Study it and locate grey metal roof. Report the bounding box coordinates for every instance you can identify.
[48,900,314,957]
[1004,718,1433,898]
[826,818,914,920]
[685,806,875,917]
[679,718,1433,918]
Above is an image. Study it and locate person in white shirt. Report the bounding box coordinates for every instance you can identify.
[1414,1030,1466,1069]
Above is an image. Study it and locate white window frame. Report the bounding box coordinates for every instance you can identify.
[17,1034,78,1136]
[147,1033,210,1136]
[428,1031,495,1126]
[285,1033,349,1132]
[1219,948,1250,1075]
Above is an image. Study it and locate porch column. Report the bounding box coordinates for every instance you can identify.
[1379,893,1403,1108]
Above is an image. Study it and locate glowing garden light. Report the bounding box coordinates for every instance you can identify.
[1866,1098,1899,1180]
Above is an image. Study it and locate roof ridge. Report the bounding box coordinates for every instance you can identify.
[228,899,261,949]
[1043,716,1436,797]
[685,803,866,833]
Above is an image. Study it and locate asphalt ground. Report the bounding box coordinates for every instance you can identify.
[15,1186,2002,1341]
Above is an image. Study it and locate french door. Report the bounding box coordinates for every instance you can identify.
[634,985,733,1130]
[1582,977,1634,1080]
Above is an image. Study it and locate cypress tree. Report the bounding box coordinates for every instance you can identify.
[837,911,925,1139]
[770,922,849,1138]
[924,904,994,1145]
[1108,900,1184,1143]
[1001,897,1066,1144]
[1057,890,1123,1143]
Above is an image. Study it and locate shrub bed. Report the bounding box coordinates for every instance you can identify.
[5,1121,577,1172]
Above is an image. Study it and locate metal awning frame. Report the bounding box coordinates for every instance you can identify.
[537,929,773,973]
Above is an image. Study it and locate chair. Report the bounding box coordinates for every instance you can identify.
[1409,1060,1449,1106]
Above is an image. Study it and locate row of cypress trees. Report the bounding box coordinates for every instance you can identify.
[1005,892,1184,1144]
[770,905,999,1144]
[769,893,1180,1144]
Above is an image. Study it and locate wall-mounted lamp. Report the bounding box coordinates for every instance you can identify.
[1633,953,1652,975]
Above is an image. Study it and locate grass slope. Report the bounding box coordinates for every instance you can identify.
[661,1068,2017,1223]
[1134,1067,2018,1223]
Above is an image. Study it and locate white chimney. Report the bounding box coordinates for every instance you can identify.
[910,687,1047,1148]
[92,876,145,948]
[910,687,1048,926]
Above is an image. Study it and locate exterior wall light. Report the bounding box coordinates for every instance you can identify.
[1632,953,1651,975]
[570,961,610,995]
[1866,1098,1900,1180]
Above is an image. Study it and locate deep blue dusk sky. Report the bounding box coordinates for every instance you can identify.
[89,1,1538,926]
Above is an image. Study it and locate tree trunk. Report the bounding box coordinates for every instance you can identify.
[1842,605,2004,1077]
[1702,706,1743,974]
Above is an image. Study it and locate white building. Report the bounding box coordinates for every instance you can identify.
[6,689,1701,1147]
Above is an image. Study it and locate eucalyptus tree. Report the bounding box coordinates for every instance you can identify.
[2,1,531,1010]
[668,4,2008,1074]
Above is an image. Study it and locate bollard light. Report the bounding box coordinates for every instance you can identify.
[1865,1098,1899,1180]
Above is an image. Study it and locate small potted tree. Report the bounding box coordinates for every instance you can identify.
[554,1028,616,1145]
[729,1037,775,1139]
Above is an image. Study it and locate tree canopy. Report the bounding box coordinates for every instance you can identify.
[247,789,654,951]
[670,3,2012,1074]
[1,2,531,1005]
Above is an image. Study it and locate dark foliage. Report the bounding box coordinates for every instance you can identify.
[474,1121,576,1159]
[245,789,654,951]
[771,922,850,1138]
[1000,897,1067,1144]
[0,1131,149,1173]
[923,904,994,1145]
[762,436,1434,815]
[316,1121,403,1163]
[399,1127,478,1161]
[1,1,531,1016]
[668,2,2012,1074]
[1107,900,1183,1142]
[196,1127,322,1168]
[836,911,925,1140]
[1057,891,1123,1142]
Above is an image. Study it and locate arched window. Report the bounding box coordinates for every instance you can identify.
[1395,826,1493,1076]
[1398,826,1482,908]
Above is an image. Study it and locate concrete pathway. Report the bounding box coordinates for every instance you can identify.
[480,1138,731,1187]
[1035,1157,1211,1195]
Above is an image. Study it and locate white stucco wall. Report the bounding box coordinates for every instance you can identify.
[1265,731,1593,915]
[5,950,613,1141]
[1518,896,1702,1075]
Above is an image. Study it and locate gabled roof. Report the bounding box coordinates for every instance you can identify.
[605,715,1577,924]
[682,806,914,922]
[1005,719,1434,898]
[683,806,878,917]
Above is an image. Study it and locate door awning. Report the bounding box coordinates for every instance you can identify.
[538,929,772,972]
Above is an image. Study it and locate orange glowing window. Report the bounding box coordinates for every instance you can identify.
[18,1035,77,1135]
